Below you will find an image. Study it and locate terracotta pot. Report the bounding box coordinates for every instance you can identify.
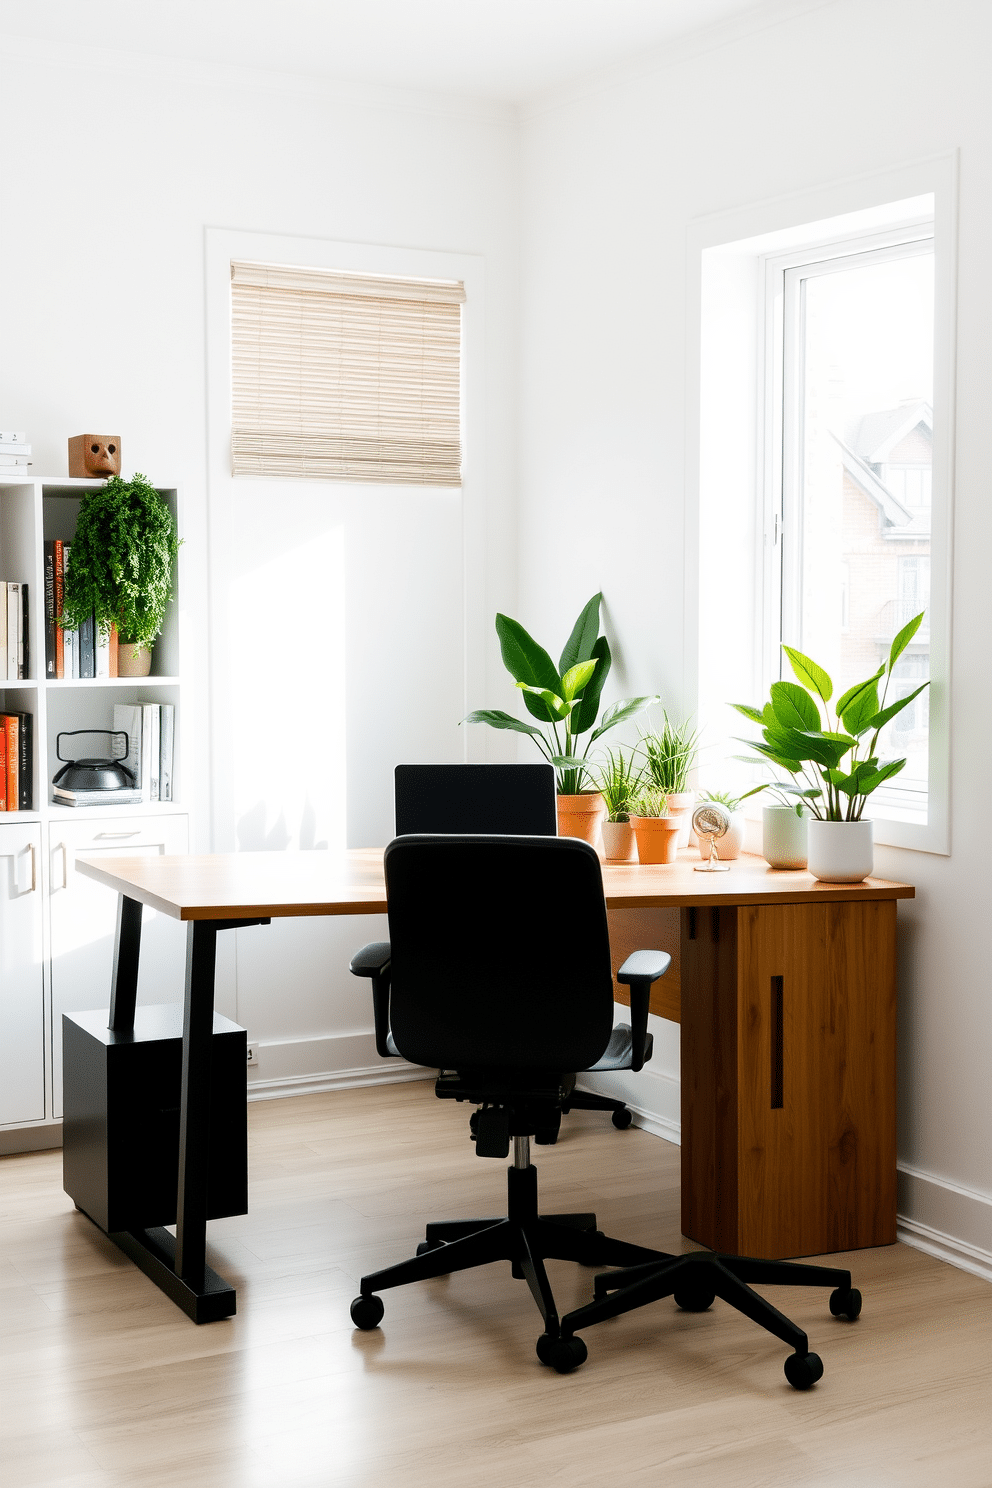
[117,641,152,678]
[601,819,637,863]
[556,792,607,854]
[665,790,696,849]
[629,814,681,865]
[807,819,874,883]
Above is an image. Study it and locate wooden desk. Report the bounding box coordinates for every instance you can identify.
[74,849,912,1317]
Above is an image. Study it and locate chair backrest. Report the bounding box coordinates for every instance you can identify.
[394,763,557,838]
[384,834,614,1072]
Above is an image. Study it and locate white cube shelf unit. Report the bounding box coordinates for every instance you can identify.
[0,476,190,1152]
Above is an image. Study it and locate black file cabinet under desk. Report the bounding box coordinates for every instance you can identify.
[62,1005,248,1234]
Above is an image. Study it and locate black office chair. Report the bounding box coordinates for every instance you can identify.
[393,763,637,1133]
[349,835,860,1384]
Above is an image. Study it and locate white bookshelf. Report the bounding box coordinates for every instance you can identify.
[0,475,190,1149]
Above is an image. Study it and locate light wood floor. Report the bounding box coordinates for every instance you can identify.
[2,1081,991,1488]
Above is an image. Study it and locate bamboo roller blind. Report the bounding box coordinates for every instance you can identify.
[231,260,465,485]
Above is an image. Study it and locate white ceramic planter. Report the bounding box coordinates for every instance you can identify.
[807,819,874,883]
[762,805,809,869]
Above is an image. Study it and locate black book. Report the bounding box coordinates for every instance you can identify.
[13,710,32,810]
[79,612,95,679]
[44,543,56,678]
[19,582,28,679]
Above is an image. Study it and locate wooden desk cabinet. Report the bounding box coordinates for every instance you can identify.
[605,860,906,1260]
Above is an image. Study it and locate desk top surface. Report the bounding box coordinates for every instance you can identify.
[75,847,915,922]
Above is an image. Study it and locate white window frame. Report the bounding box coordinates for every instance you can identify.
[687,155,957,856]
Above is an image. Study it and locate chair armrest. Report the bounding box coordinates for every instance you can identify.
[350,941,394,1059]
[617,949,672,1072]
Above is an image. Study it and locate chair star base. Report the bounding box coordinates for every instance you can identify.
[351,1156,665,1372]
[561,1249,862,1390]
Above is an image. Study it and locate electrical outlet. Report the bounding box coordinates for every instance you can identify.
[246,1042,260,1068]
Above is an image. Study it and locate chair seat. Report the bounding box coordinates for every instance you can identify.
[588,1023,654,1072]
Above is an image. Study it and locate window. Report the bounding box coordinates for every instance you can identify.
[230,260,465,486]
[771,231,934,825]
[693,161,955,854]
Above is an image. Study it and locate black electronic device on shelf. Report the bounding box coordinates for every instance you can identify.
[51,729,141,806]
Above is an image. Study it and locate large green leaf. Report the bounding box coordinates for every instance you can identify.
[836,666,885,717]
[571,635,613,735]
[549,753,587,769]
[791,730,851,768]
[516,683,570,720]
[770,681,821,732]
[731,702,765,723]
[840,682,880,737]
[744,738,804,772]
[462,709,546,737]
[888,610,925,671]
[495,612,562,692]
[560,659,598,702]
[558,592,603,673]
[588,692,659,743]
[782,646,833,703]
[857,758,907,794]
[869,682,929,731]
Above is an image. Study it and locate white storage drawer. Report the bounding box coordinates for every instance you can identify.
[0,822,45,1127]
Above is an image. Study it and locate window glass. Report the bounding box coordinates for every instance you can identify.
[787,246,933,821]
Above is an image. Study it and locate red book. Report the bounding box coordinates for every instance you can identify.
[3,715,17,811]
[0,721,6,810]
[54,539,65,679]
[109,622,119,679]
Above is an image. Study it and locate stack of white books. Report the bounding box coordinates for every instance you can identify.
[0,430,31,472]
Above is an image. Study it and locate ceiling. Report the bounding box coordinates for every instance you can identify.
[0,0,792,104]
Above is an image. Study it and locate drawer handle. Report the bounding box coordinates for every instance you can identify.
[94,831,141,840]
[28,842,36,893]
[53,841,68,891]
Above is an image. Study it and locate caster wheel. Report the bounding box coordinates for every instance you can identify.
[350,1293,384,1330]
[829,1286,862,1321]
[611,1108,634,1130]
[536,1333,588,1373]
[784,1351,823,1391]
[674,1284,715,1312]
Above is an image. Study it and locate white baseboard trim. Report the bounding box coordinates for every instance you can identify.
[0,1120,63,1155]
[247,1063,432,1102]
[574,1063,681,1145]
[897,1163,992,1285]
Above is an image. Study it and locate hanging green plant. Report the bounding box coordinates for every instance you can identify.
[60,473,181,649]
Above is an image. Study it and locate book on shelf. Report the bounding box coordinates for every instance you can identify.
[44,543,56,678]
[79,612,95,679]
[5,581,29,680]
[47,539,114,679]
[54,539,64,678]
[0,430,27,443]
[159,704,175,802]
[52,785,144,808]
[0,712,31,810]
[112,700,175,803]
[0,582,5,682]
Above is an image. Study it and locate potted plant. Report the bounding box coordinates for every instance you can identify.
[637,713,699,849]
[627,786,681,865]
[60,473,181,678]
[732,612,929,881]
[595,747,644,863]
[694,789,746,861]
[463,593,658,848]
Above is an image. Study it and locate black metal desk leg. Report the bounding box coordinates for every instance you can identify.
[175,920,219,1288]
[108,895,143,1033]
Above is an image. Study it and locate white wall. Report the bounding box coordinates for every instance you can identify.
[519,0,992,1271]
[0,35,520,1092]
